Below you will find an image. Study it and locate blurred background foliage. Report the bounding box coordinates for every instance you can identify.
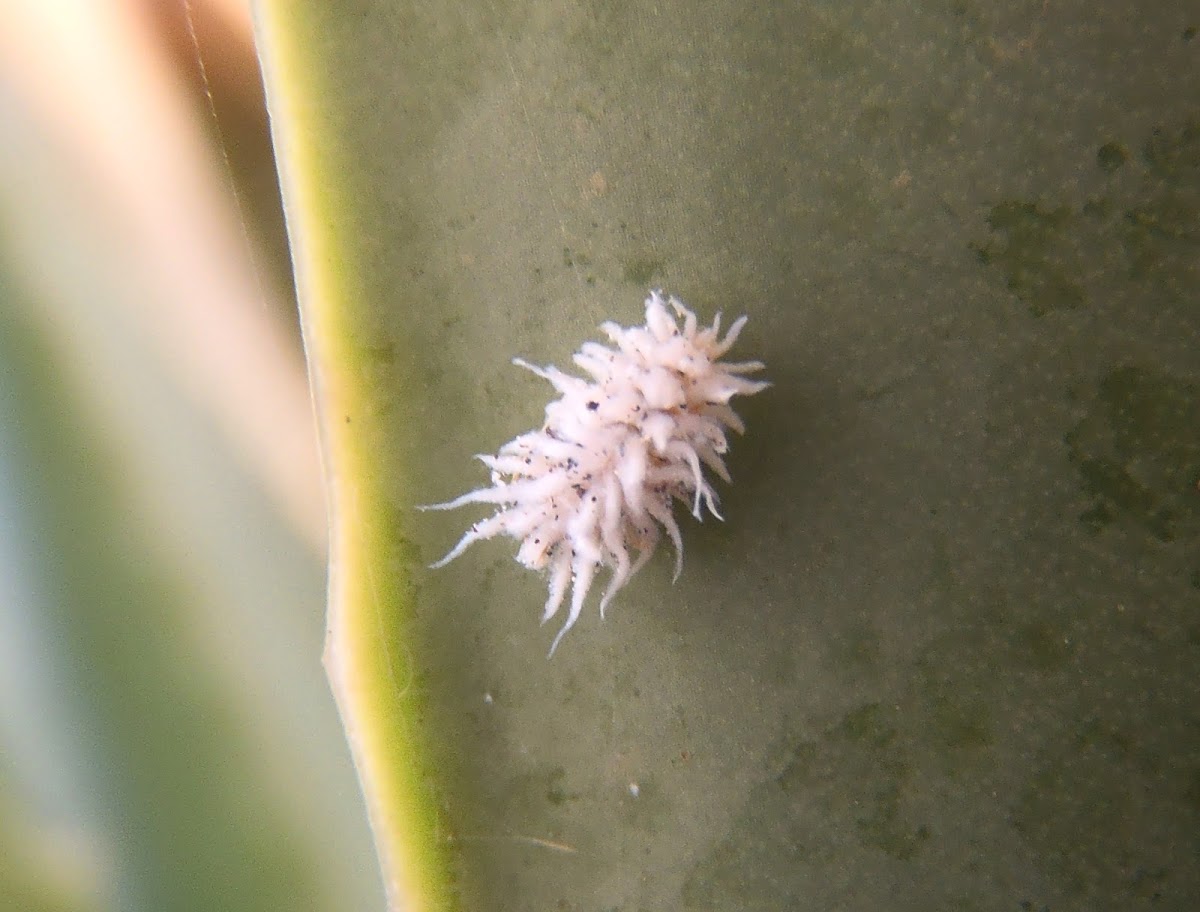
[0,1,382,909]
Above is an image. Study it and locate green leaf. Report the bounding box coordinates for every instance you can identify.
[257,2,1200,909]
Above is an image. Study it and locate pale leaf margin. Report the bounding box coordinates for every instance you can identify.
[252,4,455,910]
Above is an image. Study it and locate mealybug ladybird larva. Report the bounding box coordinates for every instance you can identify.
[421,289,769,655]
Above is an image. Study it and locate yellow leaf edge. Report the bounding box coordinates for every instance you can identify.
[253,4,456,910]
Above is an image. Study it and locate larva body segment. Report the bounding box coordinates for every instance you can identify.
[421,289,769,655]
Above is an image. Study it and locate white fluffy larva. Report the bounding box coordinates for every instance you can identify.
[421,289,769,655]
